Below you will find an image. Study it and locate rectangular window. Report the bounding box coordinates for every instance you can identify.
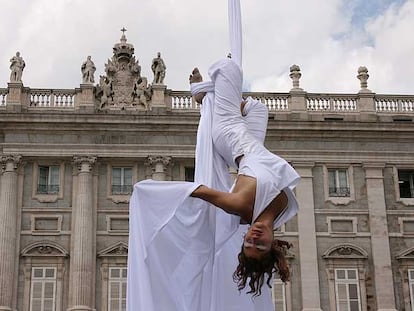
[185,167,195,182]
[112,167,133,194]
[398,170,414,198]
[108,267,127,311]
[335,269,361,311]
[30,267,56,311]
[328,169,350,197]
[272,279,287,311]
[409,269,414,309]
[37,166,60,194]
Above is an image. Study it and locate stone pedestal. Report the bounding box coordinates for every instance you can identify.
[294,163,323,311]
[0,155,21,311]
[77,84,95,113]
[146,155,172,181]
[68,156,97,311]
[6,82,23,112]
[151,84,167,108]
[363,164,397,311]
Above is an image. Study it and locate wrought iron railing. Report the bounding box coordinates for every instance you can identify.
[37,184,60,194]
[329,187,351,197]
[112,185,133,195]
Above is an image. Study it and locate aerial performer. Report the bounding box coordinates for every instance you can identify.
[126,0,300,310]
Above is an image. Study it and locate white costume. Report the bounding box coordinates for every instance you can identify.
[127,0,300,310]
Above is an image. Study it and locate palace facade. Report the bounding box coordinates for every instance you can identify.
[1,34,414,311]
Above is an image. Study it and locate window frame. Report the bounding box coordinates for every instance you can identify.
[32,162,65,203]
[29,267,57,311]
[393,167,414,206]
[106,163,137,203]
[323,165,355,205]
[111,167,133,195]
[108,267,127,311]
[334,268,362,311]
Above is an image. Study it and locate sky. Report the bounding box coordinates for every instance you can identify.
[0,0,413,94]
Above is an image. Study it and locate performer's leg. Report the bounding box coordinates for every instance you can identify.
[242,98,268,144]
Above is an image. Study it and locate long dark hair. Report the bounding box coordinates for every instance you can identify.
[232,239,291,296]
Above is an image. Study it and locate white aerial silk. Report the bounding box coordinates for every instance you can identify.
[127,0,300,310]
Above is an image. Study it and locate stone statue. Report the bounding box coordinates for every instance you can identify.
[132,77,152,111]
[151,52,166,84]
[98,75,113,109]
[9,51,25,82]
[81,56,96,84]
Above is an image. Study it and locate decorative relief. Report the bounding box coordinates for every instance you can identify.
[95,28,152,111]
[73,155,97,172]
[322,243,368,260]
[21,241,68,257]
[0,154,22,171]
[98,241,128,257]
[145,155,173,172]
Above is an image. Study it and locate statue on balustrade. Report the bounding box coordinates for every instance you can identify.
[132,77,152,111]
[151,52,166,84]
[9,51,25,82]
[81,56,96,84]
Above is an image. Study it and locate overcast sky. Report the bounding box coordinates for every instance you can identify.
[0,0,413,94]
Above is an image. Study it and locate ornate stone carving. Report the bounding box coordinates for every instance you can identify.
[73,155,97,172]
[96,28,152,111]
[289,64,302,91]
[81,56,96,84]
[21,241,69,257]
[322,243,368,259]
[9,51,25,82]
[0,154,22,171]
[151,52,166,84]
[357,66,371,92]
[98,242,128,257]
[145,155,173,172]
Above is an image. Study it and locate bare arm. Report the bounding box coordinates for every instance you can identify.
[191,175,256,220]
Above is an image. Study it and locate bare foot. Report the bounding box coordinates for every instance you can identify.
[189,67,203,84]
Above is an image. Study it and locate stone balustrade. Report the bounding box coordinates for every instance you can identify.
[29,89,76,108]
[1,84,414,117]
[375,95,414,113]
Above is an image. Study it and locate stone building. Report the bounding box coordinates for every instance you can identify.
[1,34,414,311]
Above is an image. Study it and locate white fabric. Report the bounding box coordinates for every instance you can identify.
[127,0,300,310]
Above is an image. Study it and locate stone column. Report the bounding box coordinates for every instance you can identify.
[0,155,22,311]
[68,156,97,311]
[363,163,397,311]
[145,155,172,181]
[294,162,322,311]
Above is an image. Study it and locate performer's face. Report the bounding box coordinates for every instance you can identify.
[242,222,273,259]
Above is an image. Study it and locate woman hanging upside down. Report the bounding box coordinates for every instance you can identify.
[189,58,300,296]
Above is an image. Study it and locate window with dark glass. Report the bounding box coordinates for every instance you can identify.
[328,169,350,197]
[398,170,414,198]
[112,167,133,194]
[185,167,195,182]
[37,166,60,194]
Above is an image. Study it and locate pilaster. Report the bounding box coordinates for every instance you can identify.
[151,84,167,108]
[0,155,22,311]
[363,163,397,311]
[145,155,173,181]
[77,84,95,113]
[293,162,323,311]
[68,156,97,311]
[6,83,23,112]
